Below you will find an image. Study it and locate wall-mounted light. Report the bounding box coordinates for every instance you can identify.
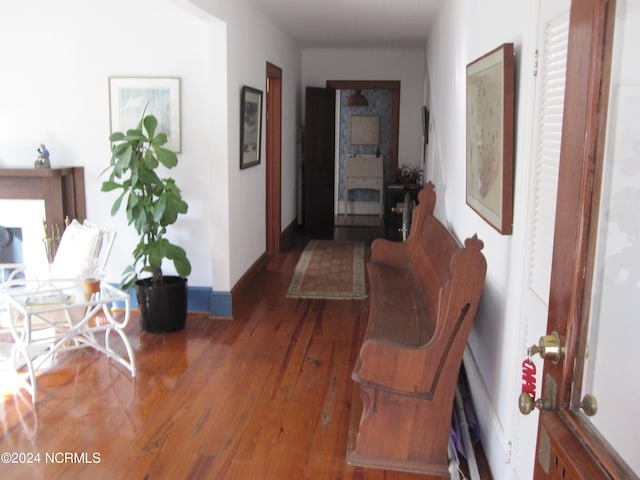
[345,89,368,107]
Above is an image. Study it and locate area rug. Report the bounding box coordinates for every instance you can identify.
[286,240,367,300]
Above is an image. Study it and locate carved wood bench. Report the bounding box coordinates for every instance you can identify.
[349,182,487,476]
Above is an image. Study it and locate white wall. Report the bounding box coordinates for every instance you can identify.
[0,0,217,288]
[0,0,302,300]
[302,48,426,169]
[426,0,538,478]
[187,0,302,288]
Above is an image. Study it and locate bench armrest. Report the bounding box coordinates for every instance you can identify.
[353,334,463,397]
[370,238,412,266]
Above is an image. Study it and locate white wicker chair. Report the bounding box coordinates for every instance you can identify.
[0,220,135,403]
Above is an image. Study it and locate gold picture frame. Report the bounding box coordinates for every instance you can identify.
[466,43,515,234]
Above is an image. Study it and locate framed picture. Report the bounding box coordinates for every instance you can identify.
[350,115,379,145]
[422,106,429,145]
[466,43,514,234]
[240,86,263,169]
[109,77,181,152]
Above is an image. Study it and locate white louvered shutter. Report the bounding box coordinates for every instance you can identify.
[529,11,570,304]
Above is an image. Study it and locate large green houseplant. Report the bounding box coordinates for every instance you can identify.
[102,113,192,332]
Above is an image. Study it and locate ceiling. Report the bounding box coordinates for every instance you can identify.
[245,0,445,48]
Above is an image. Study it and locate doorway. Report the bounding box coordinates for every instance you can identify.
[326,80,400,232]
[266,62,282,254]
[302,81,399,235]
[326,80,400,185]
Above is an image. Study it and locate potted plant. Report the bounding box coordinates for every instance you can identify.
[394,164,423,188]
[101,113,191,333]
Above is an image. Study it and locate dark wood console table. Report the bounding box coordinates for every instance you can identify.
[384,184,422,241]
[0,167,86,230]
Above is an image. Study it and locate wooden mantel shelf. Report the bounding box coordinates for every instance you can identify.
[0,167,78,178]
[0,167,86,228]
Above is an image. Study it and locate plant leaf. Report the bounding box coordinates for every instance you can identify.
[173,257,192,277]
[110,192,125,216]
[101,180,121,192]
[109,131,126,142]
[154,145,178,168]
[143,115,158,138]
[153,194,167,223]
[153,132,168,146]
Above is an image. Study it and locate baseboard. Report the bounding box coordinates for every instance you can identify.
[119,283,233,319]
[280,218,298,251]
[209,290,232,318]
[231,251,270,315]
[463,347,506,479]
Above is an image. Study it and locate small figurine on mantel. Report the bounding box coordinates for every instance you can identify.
[34,143,50,168]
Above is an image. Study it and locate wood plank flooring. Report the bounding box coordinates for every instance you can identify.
[0,226,484,479]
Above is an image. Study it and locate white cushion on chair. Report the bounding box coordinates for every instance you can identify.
[50,220,101,279]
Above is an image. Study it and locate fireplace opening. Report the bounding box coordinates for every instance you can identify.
[0,226,24,281]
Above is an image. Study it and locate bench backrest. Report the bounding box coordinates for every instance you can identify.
[406,183,486,343]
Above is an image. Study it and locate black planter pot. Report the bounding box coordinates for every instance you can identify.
[136,275,188,333]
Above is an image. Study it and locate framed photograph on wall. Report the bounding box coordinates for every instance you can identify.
[240,86,263,169]
[109,77,181,152]
[466,43,515,234]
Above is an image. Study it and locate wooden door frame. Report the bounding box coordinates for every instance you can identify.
[266,62,282,254]
[534,0,633,477]
[325,80,401,183]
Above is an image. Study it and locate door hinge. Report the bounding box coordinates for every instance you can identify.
[506,440,512,464]
[533,49,539,77]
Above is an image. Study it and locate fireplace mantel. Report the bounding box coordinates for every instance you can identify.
[0,167,86,230]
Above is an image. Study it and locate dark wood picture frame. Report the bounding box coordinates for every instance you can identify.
[240,86,263,169]
[466,43,514,234]
[422,106,429,145]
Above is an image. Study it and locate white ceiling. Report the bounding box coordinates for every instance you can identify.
[245,0,445,48]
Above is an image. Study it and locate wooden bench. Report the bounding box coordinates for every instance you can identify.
[348,182,487,476]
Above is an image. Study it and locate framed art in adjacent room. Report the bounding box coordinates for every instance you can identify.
[109,77,181,152]
[240,86,263,169]
[350,115,379,145]
[466,43,514,234]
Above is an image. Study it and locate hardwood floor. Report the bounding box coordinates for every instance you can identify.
[0,226,486,479]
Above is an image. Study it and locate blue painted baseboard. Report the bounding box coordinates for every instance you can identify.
[112,283,233,318]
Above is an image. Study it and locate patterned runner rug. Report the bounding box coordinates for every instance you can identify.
[286,240,367,299]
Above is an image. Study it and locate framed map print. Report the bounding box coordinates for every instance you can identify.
[466,43,514,234]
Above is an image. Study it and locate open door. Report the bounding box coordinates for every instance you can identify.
[530,0,639,477]
[303,87,335,234]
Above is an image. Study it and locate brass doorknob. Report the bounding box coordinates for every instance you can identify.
[528,331,565,364]
[580,394,598,416]
[518,392,551,415]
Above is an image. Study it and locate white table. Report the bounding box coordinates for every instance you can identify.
[3,279,135,403]
[343,155,384,217]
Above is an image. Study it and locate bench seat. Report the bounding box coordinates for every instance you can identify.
[364,262,433,347]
